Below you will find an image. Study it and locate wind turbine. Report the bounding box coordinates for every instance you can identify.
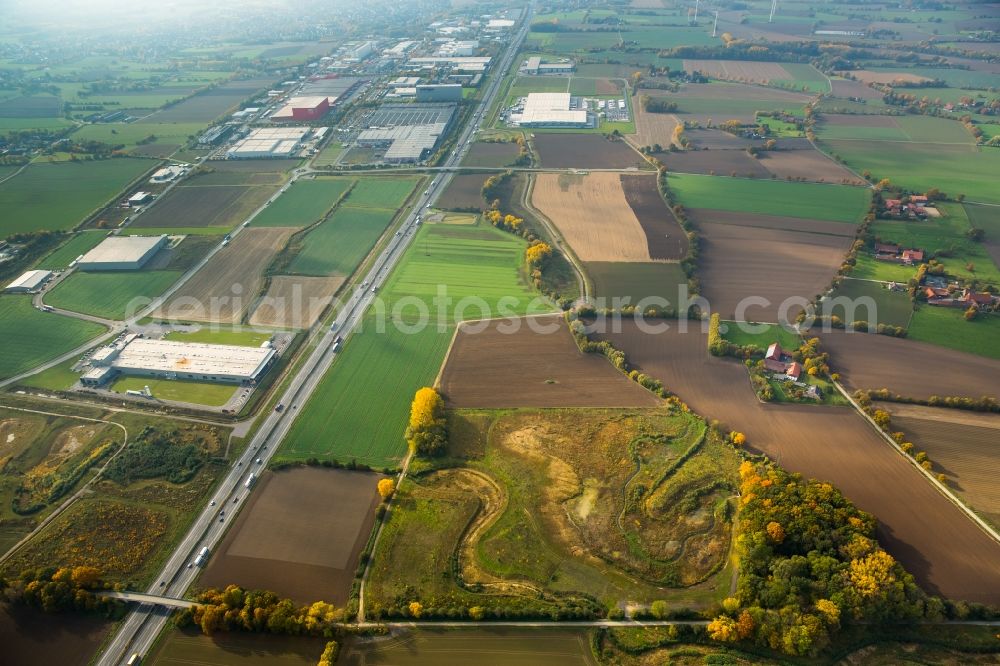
[769,0,778,23]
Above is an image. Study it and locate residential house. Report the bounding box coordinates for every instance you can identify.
[764,342,788,373]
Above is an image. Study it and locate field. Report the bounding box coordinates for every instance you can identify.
[818,114,975,143]
[341,177,419,209]
[250,178,353,228]
[586,261,689,306]
[70,122,205,158]
[907,306,1000,359]
[756,149,865,184]
[532,173,683,262]
[0,159,158,236]
[248,275,345,329]
[45,270,181,320]
[0,296,106,381]
[155,228,293,323]
[683,59,794,83]
[721,321,801,351]
[438,315,661,408]
[688,209,855,322]
[368,408,739,614]
[141,78,273,123]
[34,231,106,270]
[965,203,1000,269]
[131,170,285,231]
[657,149,771,178]
[109,376,236,406]
[149,628,327,666]
[163,328,275,346]
[277,222,552,468]
[438,173,490,210]
[461,141,522,168]
[667,82,811,123]
[533,134,645,169]
[820,279,913,328]
[200,468,383,604]
[668,173,870,223]
[596,321,1000,604]
[819,329,1000,398]
[340,629,597,666]
[0,605,110,666]
[287,207,397,277]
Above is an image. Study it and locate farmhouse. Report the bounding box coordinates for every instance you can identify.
[875,243,924,265]
[5,269,52,293]
[80,334,276,386]
[926,287,1000,310]
[764,342,801,380]
[77,235,167,271]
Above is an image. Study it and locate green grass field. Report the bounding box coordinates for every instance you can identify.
[821,140,1000,205]
[0,159,158,236]
[250,178,352,228]
[721,321,801,351]
[69,122,204,151]
[818,115,974,143]
[341,177,419,209]
[110,376,236,406]
[288,207,396,276]
[821,279,913,328]
[34,231,106,269]
[668,173,870,222]
[586,261,689,308]
[163,328,275,346]
[771,63,830,93]
[0,296,106,380]
[277,222,552,468]
[965,203,1000,239]
[907,306,1000,359]
[46,270,181,320]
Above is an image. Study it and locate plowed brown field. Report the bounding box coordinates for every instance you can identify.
[438,315,661,408]
[200,467,383,604]
[760,149,865,184]
[155,227,293,323]
[820,331,1000,400]
[595,321,1000,604]
[534,134,645,169]
[620,174,688,260]
[683,60,792,82]
[439,173,491,210]
[249,275,345,329]
[657,150,771,178]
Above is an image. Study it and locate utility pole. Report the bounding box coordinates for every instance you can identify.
[693,0,700,24]
[769,0,778,23]
[712,11,719,38]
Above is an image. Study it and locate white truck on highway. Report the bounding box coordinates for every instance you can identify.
[193,546,209,566]
[244,472,257,489]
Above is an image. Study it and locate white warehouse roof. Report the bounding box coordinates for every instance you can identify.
[5,269,51,292]
[109,338,275,381]
[78,236,166,268]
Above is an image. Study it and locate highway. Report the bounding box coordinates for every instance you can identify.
[95,7,532,665]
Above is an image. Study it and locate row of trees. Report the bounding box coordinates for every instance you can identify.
[405,387,448,457]
[2,566,124,616]
[178,585,344,637]
[641,95,678,113]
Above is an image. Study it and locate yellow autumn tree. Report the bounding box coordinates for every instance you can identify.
[707,615,739,642]
[525,241,552,268]
[405,387,447,456]
[317,640,339,666]
[766,521,786,544]
[730,431,746,446]
[815,599,841,626]
[848,550,898,598]
[377,478,396,500]
[408,601,424,618]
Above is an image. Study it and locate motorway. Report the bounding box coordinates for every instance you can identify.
[95,8,532,665]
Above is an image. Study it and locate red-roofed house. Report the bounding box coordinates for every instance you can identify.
[875,242,900,257]
[775,362,802,382]
[764,343,787,372]
[901,249,924,265]
[911,195,929,206]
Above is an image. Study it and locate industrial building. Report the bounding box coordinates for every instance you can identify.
[80,335,276,386]
[270,96,331,122]
[197,125,234,146]
[408,56,491,73]
[227,127,312,159]
[436,40,479,57]
[5,269,52,293]
[357,124,449,162]
[385,40,417,58]
[520,56,575,75]
[511,93,590,128]
[128,191,153,206]
[415,84,463,102]
[149,165,187,183]
[77,235,168,271]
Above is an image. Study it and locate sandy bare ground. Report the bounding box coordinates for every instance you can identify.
[596,321,1000,604]
[200,467,384,605]
[683,60,792,83]
[438,315,661,408]
[532,172,653,262]
[759,149,866,184]
[879,404,1000,529]
[819,330,1000,401]
[249,275,345,329]
[838,70,933,85]
[154,227,293,324]
[695,221,853,322]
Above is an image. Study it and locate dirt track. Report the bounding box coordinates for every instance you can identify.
[155,227,293,323]
[532,173,652,262]
[439,315,660,408]
[596,321,1000,604]
[820,330,1000,400]
[200,467,383,604]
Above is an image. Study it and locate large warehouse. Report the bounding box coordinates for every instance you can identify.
[81,334,276,386]
[5,269,52,293]
[512,93,591,128]
[77,235,168,271]
[270,95,331,122]
[227,127,311,159]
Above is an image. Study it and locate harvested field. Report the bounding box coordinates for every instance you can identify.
[155,227,293,323]
[248,275,345,329]
[532,172,651,262]
[670,83,811,123]
[830,78,883,101]
[132,177,282,231]
[586,261,689,306]
[819,330,1000,400]
[596,321,1000,604]
[461,142,521,168]
[759,149,866,184]
[631,99,678,149]
[0,605,109,666]
[533,134,645,169]
[200,467,383,605]
[695,220,853,322]
[683,60,792,82]
[841,70,932,85]
[438,173,490,210]
[686,128,761,150]
[687,208,856,237]
[143,78,273,123]
[657,149,771,178]
[438,315,661,408]
[620,174,688,260]
[877,403,1000,529]
[208,159,300,173]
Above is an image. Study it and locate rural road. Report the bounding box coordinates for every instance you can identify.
[94,7,533,664]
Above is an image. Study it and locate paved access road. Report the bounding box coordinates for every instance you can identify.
[95,7,533,665]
